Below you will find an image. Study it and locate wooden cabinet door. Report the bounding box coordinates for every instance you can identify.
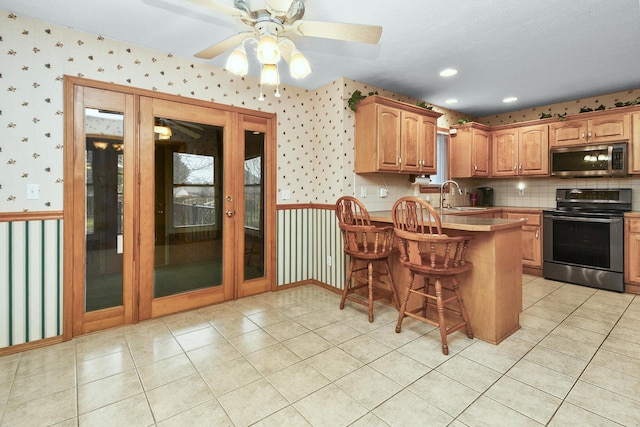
[504,212,542,268]
[632,113,640,174]
[376,105,401,171]
[492,129,518,176]
[521,226,542,268]
[625,218,640,285]
[549,120,587,146]
[418,114,437,174]
[588,114,630,143]
[519,124,549,176]
[472,129,490,176]
[399,110,421,172]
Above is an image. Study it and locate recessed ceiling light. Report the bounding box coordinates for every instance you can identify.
[503,96,518,103]
[444,99,458,104]
[439,68,458,77]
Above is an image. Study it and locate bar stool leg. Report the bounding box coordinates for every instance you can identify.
[340,258,356,310]
[367,261,374,323]
[452,276,473,339]
[434,278,449,355]
[395,271,415,333]
[384,259,400,310]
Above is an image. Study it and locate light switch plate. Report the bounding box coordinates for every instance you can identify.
[282,189,291,200]
[26,183,40,200]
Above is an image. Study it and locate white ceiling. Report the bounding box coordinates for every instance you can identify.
[2,0,640,117]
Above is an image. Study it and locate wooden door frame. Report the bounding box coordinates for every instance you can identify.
[63,76,277,340]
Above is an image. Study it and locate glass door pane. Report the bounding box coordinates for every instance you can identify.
[244,130,265,280]
[84,108,125,312]
[154,118,224,297]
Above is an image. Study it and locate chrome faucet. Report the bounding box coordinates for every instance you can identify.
[440,180,461,209]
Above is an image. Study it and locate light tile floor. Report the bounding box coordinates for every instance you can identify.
[1,275,640,426]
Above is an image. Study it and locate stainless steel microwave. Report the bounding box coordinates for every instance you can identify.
[550,142,628,177]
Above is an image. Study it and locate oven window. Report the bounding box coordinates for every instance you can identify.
[552,220,610,268]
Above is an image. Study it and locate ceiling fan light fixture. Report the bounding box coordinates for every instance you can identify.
[226,45,249,76]
[154,125,172,140]
[289,48,311,79]
[257,33,281,64]
[260,64,279,85]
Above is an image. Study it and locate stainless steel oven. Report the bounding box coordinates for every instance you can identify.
[543,188,631,292]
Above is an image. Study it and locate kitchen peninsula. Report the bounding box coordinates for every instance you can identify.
[368,210,524,344]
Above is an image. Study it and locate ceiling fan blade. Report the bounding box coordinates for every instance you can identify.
[266,0,295,16]
[172,120,204,130]
[292,20,382,44]
[194,31,254,59]
[176,126,202,139]
[187,0,249,18]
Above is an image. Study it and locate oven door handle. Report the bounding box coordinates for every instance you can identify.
[545,215,621,224]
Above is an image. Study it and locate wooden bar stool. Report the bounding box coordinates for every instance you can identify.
[335,196,400,322]
[391,197,473,355]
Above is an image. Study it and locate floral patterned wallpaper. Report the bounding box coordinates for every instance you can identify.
[0,10,312,211]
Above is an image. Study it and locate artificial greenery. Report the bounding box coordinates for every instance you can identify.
[615,98,640,107]
[347,90,378,111]
[416,101,434,110]
[457,117,470,124]
[556,113,567,121]
[539,112,553,119]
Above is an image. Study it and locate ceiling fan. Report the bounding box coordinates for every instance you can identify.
[156,118,204,139]
[187,0,382,65]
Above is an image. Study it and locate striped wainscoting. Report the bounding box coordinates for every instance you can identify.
[276,206,346,290]
[0,214,64,348]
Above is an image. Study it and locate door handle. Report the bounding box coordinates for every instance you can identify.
[226,210,235,217]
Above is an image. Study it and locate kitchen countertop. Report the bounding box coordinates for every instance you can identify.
[368,210,524,232]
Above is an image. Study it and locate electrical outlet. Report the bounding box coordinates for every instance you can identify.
[379,188,388,198]
[518,188,525,196]
[282,189,291,200]
[326,255,332,267]
[360,186,367,198]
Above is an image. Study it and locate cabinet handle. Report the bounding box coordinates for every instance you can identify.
[536,229,539,239]
[588,130,592,138]
[398,157,402,164]
[513,165,517,171]
[519,163,523,171]
[474,164,478,171]
[581,131,586,140]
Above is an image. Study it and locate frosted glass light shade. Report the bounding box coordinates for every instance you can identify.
[289,48,311,79]
[257,33,280,64]
[226,46,248,76]
[260,64,279,85]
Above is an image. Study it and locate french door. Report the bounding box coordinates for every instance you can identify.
[65,79,275,336]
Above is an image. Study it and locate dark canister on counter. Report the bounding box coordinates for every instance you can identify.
[476,187,494,206]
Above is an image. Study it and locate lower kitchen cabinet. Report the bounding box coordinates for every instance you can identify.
[504,210,542,273]
[625,213,640,294]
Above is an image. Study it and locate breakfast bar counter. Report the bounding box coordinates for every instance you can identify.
[368,210,523,345]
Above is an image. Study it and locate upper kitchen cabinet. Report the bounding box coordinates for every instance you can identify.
[549,112,630,146]
[354,96,442,174]
[449,122,491,178]
[492,124,548,177]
